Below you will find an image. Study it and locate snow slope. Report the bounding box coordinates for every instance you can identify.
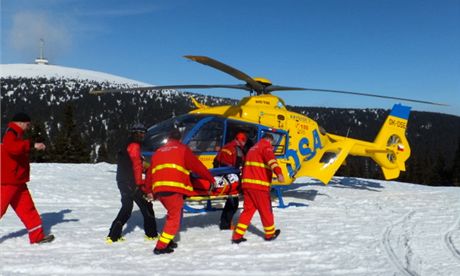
[0,64,150,86]
[1,163,460,275]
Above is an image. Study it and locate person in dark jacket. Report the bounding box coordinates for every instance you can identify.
[213,132,248,230]
[106,123,158,243]
[1,112,54,244]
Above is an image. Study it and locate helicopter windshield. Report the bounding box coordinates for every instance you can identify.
[142,113,287,157]
[142,114,204,152]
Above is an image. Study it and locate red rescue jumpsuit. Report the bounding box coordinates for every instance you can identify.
[214,140,244,168]
[232,138,282,240]
[1,122,45,243]
[149,139,214,250]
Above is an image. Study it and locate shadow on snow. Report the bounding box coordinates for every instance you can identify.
[121,177,384,241]
[301,177,384,192]
[0,209,79,243]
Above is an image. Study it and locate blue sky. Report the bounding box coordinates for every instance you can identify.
[1,0,459,116]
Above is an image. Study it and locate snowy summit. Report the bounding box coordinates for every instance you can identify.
[0,63,150,86]
[1,163,460,275]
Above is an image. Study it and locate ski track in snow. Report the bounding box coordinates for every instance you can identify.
[445,215,460,261]
[382,211,419,276]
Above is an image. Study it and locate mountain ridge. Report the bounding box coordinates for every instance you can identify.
[1,63,459,185]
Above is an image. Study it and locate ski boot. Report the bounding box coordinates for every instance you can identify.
[37,234,55,244]
[264,229,281,241]
[105,236,126,244]
[231,237,247,244]
[153,247,174,255]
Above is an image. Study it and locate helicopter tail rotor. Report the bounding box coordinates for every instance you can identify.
[369,104,411,179]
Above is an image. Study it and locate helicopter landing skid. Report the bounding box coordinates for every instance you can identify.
[272,185,308,208]
[182,188,307,213]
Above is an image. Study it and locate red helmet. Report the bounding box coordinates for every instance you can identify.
[235,132,247,144]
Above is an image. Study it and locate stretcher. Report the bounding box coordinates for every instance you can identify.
[183,166,306,212]
[184,167,241,213]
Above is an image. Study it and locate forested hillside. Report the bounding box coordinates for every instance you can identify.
[2,76,459,186]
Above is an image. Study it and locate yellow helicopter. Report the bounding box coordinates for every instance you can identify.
[91,56,445,207]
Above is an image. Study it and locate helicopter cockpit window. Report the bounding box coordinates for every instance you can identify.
[187,119,224,153]
[260,130,287,156]
[142,114,202,153]
[276,100,285,109]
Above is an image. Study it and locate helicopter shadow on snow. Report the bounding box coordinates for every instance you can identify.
[300,177,384,192]
[271,184,320,206]
[0,209,79,243]
[329,177,384,192]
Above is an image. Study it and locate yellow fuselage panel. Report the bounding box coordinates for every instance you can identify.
[189,94,331,185]
[198,154,216,168]
[187,96,411,185]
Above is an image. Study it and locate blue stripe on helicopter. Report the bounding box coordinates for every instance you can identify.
[389,104,411,120]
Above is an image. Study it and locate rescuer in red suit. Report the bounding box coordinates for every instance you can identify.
[149,128,215,255]
[232,133,285,244]
[213,132,247,230]
[1,112,54,244]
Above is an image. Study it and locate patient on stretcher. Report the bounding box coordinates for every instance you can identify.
[189,167,241,198]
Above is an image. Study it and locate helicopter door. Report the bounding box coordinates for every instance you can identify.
[259,128,296,181]
[259,128,288,156]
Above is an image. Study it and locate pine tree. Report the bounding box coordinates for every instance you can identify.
[451,137,460,186]
[429,154,447,186]
[29,120,50,162]
[411,155,427,184]
[96,143,109,163]
[51,104,91,162]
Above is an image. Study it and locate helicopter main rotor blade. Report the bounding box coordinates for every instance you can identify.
[272,86,448,106]
[89,84,251,95]
[184,55,265,93]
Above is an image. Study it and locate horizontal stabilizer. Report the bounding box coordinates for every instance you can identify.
[296,140,354,184]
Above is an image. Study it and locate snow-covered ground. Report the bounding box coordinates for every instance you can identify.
[0,64,150,86]
[1,163,460,275]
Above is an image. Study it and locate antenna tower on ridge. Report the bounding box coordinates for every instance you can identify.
[35,39,49,65]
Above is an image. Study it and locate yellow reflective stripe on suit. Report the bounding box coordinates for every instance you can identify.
[268,159,277,166]
[159,232,175,243]
[152,163,190,175]
[235,223,249,235]
[244,161,270,170]
[264,225,275,235]
[221,149,233,155]
[236,223,248,230]
[153,181,193,191]
[268,159,279,170]
[241,178,271,187]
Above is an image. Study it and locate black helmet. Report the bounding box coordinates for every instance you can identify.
[130,123,147,133]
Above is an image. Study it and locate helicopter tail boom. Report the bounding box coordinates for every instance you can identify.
[294,104,411,184]
[330,104,412,180]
